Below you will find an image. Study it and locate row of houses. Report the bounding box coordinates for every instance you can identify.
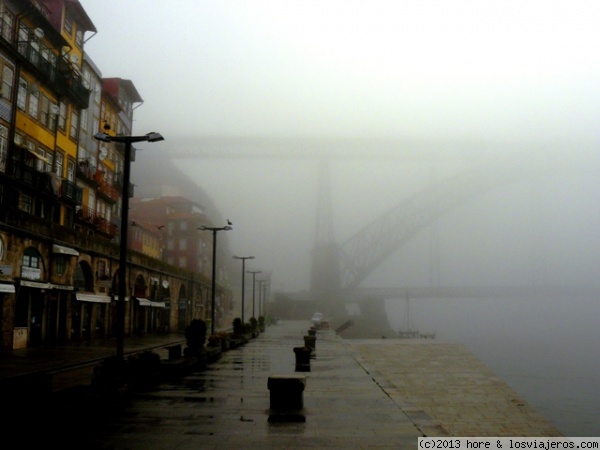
[0,0,233,351]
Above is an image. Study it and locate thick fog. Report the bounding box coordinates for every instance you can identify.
[81,1,600,293]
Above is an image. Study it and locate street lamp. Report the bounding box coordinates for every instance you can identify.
[94,131,164,360]
[233,256,254,324]
[199,224,232,335]
[247,270,262,318]
[258,277,271,318]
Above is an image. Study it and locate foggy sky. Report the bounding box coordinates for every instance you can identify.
[80,1,600,292]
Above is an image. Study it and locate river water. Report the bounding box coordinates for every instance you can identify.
[385,295,600,437]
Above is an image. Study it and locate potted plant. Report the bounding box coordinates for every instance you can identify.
[217,331,231,351]
[207,334,221,347]
[128,351,161,390]
[258,316,266,332]
[184,319,207,356]
[233,317,243,335]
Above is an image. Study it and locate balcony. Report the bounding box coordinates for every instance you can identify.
[75,206,118,239]
[96,178,119,204]
[9,159,53,194]
[17,41,90,109]
[77,160,98,186]
[60,179,83,204]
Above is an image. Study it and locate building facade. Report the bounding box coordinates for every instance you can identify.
[0,0,232,351]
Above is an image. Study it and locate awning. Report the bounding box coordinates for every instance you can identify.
[0,283,15,293]
[76,293,111,303]
[136,297,165,308]
[52,284,74,290]
[52,244,79,256]
[20,280,52,289]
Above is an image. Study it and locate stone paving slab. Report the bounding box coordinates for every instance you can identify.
[9,321,561,448]
[350,339,563,437]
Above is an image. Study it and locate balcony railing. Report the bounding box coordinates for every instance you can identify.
[60,179,83,204]
[97,178,119,203]
[77,160,98,185]
[76,206,118,238]
[17,41,90,109]
[9,159,53,194]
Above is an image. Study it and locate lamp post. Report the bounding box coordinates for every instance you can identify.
[199,225,232,335]
[233,256,254,324]
[247,270,262,318]
[93,132,164,360]
[258,277,270,318]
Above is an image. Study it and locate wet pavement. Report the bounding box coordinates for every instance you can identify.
[2,320,562,449]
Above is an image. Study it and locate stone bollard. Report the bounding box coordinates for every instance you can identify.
[303,335,316,357]
[268,374,306,410]
[294,346,312,372]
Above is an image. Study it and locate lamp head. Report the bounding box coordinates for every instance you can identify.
[146,132,164,142]
[94,132,111,143]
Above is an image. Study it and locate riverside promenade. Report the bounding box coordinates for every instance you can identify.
[2,320,562,448]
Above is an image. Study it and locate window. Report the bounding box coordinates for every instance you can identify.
[54,255,67,276]
[16,77,26,110]
[54,152,63,177]
[178,256,187,268]
[22,248,40,269]
[94,85,100,104]
[17,24,28,56]
[75,29,83,48]
[88,191,95,212]
[58,101,67,130]
[64,13,73,35]
[2,64,14,101]
[49,102,58,130]
[28,90,39,118]
[19,193,32,213]
[178,238,187,250]
[97,260,107,278]
[70,109,79,139]
[40,95,49,126]
[1,7,15,43]
[80,107,88,132]
[180,221,188,231]
[0,124,7,173]
[67,159,75,182]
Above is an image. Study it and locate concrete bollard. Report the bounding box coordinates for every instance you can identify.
[303,335,316,357]
[294,346,312,372]
[268,374,307,410]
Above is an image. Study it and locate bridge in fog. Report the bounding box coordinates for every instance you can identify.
[167,136,598,313]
